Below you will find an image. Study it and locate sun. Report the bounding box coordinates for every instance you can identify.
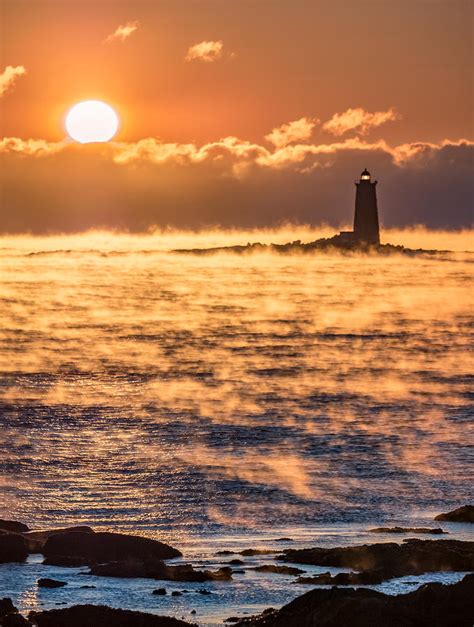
[65,100,119,144]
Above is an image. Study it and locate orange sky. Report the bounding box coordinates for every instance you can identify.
[2,0,472,143]
[0,0,472,232]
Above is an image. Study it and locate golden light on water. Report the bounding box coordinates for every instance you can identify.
[65,100,119,144]
[0,228,472,531]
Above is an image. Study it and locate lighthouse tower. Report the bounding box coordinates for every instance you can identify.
[353,169,380,245]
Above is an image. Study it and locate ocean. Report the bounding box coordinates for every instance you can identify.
[0,227,472,624]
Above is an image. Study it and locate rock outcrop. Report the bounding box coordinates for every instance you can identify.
[24,526,94,553]
[42,531,181,566]
[28,605,192,626]
[0,533,28,563]
[0,521,29,534]
[0,600,17,620]
[37,579,67,589]
[368,527,446,535]
[279,539,474,582]
[0,598,30,626]
[253,565,304,576]
[296,570,386,586]
[236,574,474,626]
[174,239,441,257]
[435,505,474,523]
[88,559,232,582]
[0,616,31,627]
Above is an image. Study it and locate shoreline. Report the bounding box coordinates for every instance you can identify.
[0,507,472,625]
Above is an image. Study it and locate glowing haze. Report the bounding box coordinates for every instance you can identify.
[0,0,472,233]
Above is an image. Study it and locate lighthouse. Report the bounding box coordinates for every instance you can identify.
[353,168,380,245]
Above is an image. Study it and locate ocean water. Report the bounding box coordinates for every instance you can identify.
[0,228,473,624]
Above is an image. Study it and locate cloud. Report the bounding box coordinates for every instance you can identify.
[112,136,267,170]
[1,125,471,176]
[1,129,471,175]
[0,65,26,97]
[265,117,318,148]
[0,137,64,156]
[323,107,400,136]
[104,21,139,44]
[185,40,224,62]
[1,116,472,232]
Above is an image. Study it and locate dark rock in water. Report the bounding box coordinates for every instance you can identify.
[171,591,182,597]
[435,505,474,523]
[240,549,280,556]
[228,559,245,565]
[0,521,29,534]
[37,579,67,589]
[0,533,28,563]
[369,527,446,535]
[43,555,91,567]
[1,613,32,626]
[24,526,94,553]
[224,617,240,623]
[197,589,211,595]
[215,550,235,556]
[279,539,474,580]
[79,585,96,589]
[236,573,474,627]
[152,589,167,595]
[296,570,386,586]
[254,565,305,576]
[28,605,192,626]
[0,599,17,618]
[89,559,232,582]
[43,531,181,566]
[273,538,293,543]
[190,610,196,615]
[0,598,31,626]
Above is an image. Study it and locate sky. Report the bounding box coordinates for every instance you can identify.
[0,0,472,233]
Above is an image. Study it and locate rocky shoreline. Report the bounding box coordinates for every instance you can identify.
[0,505,472,626]
[234,574,474,626]
[173,235,447,257]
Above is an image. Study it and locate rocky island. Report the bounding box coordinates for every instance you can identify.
[174,170,445,257]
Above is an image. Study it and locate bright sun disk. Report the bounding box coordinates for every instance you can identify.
[65,100,119,144]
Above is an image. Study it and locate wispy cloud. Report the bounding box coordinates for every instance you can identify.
[1,131,471,175]
[104,20,139,44]
[265,117,318,148]
[185,40,224,62]
[0,137,65,156]
[323,107,400,136]
[0,65,26,98]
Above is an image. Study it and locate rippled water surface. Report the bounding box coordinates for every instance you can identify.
[0,228,472,623]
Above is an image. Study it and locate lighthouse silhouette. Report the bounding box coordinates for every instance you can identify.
[353,168,380,245]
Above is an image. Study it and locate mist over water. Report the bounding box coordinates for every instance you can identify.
[0,227,473,538]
